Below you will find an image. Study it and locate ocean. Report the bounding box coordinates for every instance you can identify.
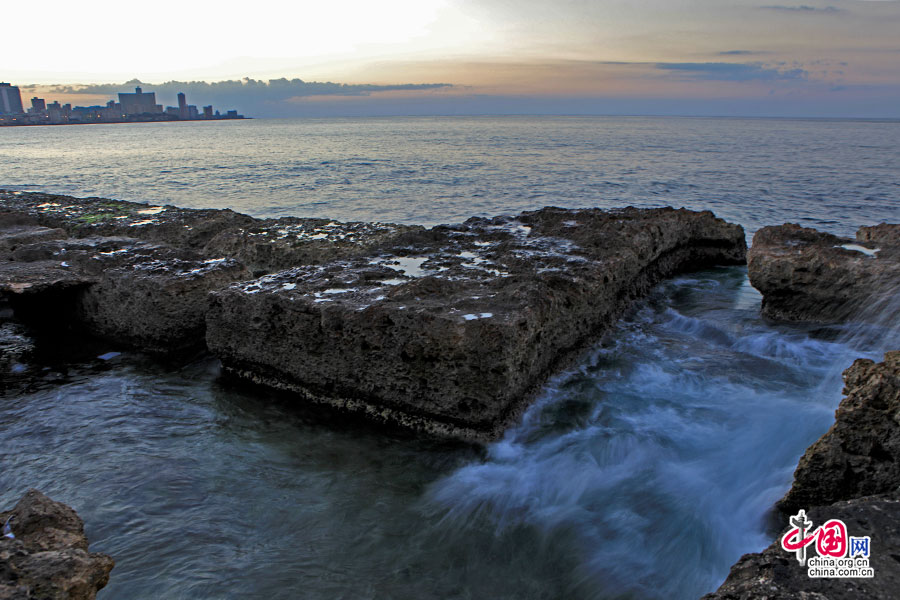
[1,116,898,599]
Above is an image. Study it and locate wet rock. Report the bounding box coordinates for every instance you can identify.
[207,206,746,441]
[778,352,900,516]
[702,492,900,600]
[748,223,900,323]
[0,489,113,600]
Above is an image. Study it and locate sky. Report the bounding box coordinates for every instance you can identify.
[6,0,900,118]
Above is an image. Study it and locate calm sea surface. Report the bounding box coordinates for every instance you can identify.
[1,116,898,236]
[1,117,899,599]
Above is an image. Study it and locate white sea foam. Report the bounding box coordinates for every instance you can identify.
[839,244,879,257]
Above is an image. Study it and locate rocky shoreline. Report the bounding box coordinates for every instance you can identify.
[0,190,746,440]
[4,190,899,597]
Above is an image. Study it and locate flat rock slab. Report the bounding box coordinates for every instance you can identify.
[0,489,113,600]
[0,191,421,274]
[748,223,900,323]
[207,206,746,441]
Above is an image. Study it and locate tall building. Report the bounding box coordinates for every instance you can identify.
[0,83,24,115]
[177,92,188,119]
[117,86,162,115]
[30,97,46,112]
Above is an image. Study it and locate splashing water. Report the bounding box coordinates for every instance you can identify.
[425,267,894,599]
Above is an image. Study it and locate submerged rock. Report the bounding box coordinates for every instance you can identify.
[778,351,900,515]
[207,206,746,441]
[748,223,900,323]
[0,489,113,600]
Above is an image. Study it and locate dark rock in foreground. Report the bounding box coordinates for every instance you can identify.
[0,489,113,600]
[778,351,900,516]
[702,492,900,600]
[207,207,746,441]
[704,352,900,599]
[748,223,900,323]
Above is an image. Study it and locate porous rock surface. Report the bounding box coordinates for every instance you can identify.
[0,489,113,600]
[748,223,900,323]
[207,206,746,441]
[778,351,900,515]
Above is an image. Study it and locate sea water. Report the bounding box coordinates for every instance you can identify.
[1,116,899,599]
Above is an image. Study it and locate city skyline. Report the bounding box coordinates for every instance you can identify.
[5,0,900,118]
[0,83,243,125]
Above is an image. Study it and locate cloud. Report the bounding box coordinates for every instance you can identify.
[759,5,843,13]
[38,78,452,115]
[718,50,756,56]
[656,62,809,82]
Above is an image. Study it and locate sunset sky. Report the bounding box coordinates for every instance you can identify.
[7,0,900,117]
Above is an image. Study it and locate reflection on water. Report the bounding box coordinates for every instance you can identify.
[2,267,891,599]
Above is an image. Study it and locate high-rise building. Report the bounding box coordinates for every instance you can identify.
[117,86,162,115]
[31,97,46,112]
[177,92,189,119]
[0,83,24,115]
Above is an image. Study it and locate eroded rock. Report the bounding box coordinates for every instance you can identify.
[0,489,113,600]
[207,206,746,441]
[778,351,900,516]
[748,223,900,323]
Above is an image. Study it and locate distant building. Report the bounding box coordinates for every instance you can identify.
[30,97,46,112]
[47,101,64,123]
[0,83,24,115]
[203,105,213,118]
[117,86,162,115]
[177,92,188,119]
